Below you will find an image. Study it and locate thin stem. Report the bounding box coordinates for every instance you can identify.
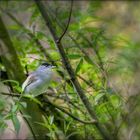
[77,75,98,91]
[46,93,86,114]
[43,97,97,125]
[57,0,73,43]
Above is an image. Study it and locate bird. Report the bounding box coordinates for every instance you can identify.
[22,62,55,97]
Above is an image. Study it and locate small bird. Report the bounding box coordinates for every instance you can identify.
[22,63,55,97]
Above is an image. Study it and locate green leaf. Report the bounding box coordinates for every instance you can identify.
[35,122,46,128]
[35,31,46,40]
[4,114,12,120]
[2,80,19,86]
[12,104,18,113]
[30,8,40,23]
[64,120,72,134]
[110,95,121,108]
[42,115,48,124]
[0,121,8,132]
[24,95,42,106]
[22,114,31,119]
[12,114,20,134]
[97,102,108,114]
[69,23,80,32]
[94,93,105,105]
[49,115,54,125]
[66,132,80,139]
[46,133,52,138]
[75,58,83,74]
[13,86,22,92]
[20,102,27,108]
[0,98,6,111]
[67,54,82,59]
[84,56,93,65]
[3,80,21,92]
[8,25,21,31]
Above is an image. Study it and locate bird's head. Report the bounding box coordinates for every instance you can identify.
[37,62,55,72]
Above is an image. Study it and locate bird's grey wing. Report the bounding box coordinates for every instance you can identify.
[22,73,38,92]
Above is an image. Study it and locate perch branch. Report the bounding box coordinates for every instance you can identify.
[0,92,96,125]
[57,0,73,42]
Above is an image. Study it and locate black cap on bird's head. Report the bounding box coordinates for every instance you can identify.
[41,62,55,68]
[41,62,51,67]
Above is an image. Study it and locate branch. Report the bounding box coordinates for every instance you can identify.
[43,98,97,125]
[77,74,98,91]
[46,93,85,114]
[0,92,20,97]
[57,0,73,43]
[0,92,84,116]
[1,91,84,115]
[1,92,96,124]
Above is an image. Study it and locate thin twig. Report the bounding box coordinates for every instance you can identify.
[0,92,20,97]
[57,0,73,43]
[46,93,86,114]
[77,74,98,91]
[43,97,97,125]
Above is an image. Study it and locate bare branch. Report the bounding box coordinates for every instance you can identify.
[0,92,20,97]
[57,0,73,43]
